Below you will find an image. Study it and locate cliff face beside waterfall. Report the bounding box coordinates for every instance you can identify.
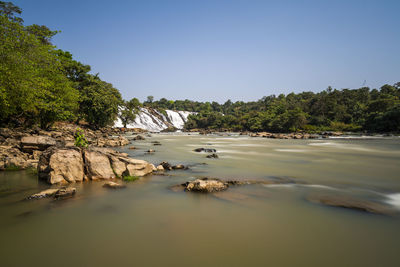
[114,107,193,132]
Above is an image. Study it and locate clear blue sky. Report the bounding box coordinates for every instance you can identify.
[13,0,400,103]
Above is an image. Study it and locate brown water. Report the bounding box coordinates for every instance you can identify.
[1,134,400,267]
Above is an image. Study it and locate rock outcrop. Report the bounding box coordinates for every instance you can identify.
[38,147,155,184]
[0,145,33,170]
[38,147,84,184]
[20,136,56,152]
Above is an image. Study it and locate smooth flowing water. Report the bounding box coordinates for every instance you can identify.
[1,134,400,267]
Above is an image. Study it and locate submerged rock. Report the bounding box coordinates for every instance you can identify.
[194,148,216,153]
[103,181,126,189]
[26,188,59,200]
[307,194,393,215]
[133,135,145,141]
[183,178,229,193]
[172,164,185,170]
[54,187,76,199]
[27,187,76,200]
[159,161,172,170]
[206,153,219,158]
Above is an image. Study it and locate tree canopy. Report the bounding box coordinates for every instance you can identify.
[0,1,121,129]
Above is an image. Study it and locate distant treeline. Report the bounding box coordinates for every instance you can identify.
[145,84,400,132]
[0,1,124,129]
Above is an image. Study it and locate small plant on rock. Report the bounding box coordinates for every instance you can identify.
[74,128,88,148]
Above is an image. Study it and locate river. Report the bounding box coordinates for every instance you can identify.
[0,133,400,266]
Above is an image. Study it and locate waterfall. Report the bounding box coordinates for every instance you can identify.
[114,107,194,132]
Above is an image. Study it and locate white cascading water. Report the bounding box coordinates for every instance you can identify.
[114,107,194,132]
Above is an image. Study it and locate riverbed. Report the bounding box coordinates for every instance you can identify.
[1,133,400,266]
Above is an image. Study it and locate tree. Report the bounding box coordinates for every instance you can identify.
[25,24,58,45]
[147,95,154,103]
[79,76,122,128]
[0,1,22,23]
[0,13,78,128]
[119,98,139,128]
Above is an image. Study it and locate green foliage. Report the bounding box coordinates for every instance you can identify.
[0,1,22,23]
[74,128,88,148]
[0,12,79,128]
[0,2,122,130]
[79,76,122,128]
[147,83,400,133]
[118,98,139,128]
[123,175,139,182]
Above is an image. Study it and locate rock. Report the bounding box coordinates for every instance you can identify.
[122,158,154,177]
[109,156,127,178]
[103,181,126,189]
[84,150,116,180]
[206,153,219,158]
[152,141,162,146]
[307,194,393,215]
[159,161,172,170]
[172,164,185,170]
[133,135,145,141]
[156,165,164,171]
[54,187,76,199]
[184,178,228,193]
[20,135,56,152]
[194,148,216,153]
[0,146,31,170]
[147,149,155,153]
[38,148,84,184]
[105,139,120,147]
[26,188,59,200]
[118,136,130,146]
[128,146,136,150]
[32,150,42,160]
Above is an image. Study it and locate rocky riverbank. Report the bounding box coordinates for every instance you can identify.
[0,123,139,172]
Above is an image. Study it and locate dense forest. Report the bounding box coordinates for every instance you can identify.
[0,1,124,129]
[1,2,399,133]
[145,83,400,133]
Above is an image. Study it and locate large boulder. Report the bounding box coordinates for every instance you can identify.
[84,150,115,180]
[38,147,84,184]
[21,135,56,152]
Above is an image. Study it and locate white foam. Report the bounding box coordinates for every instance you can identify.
[114,108,194,132]
[385,193,400,209]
